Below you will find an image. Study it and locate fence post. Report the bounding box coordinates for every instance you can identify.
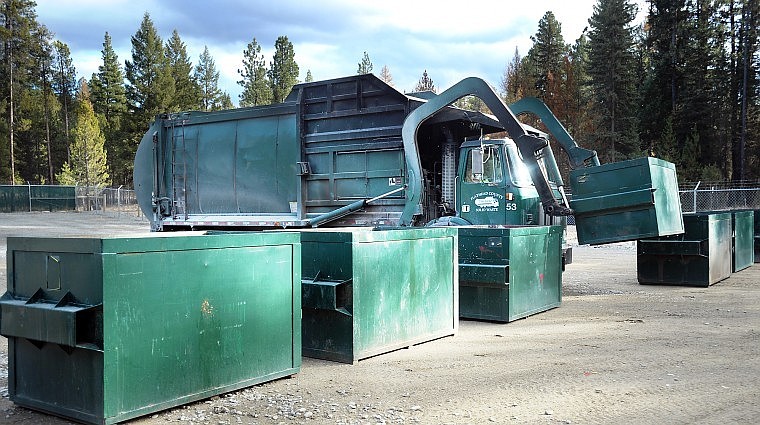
[692,181,701,213]
[27,182,31,212]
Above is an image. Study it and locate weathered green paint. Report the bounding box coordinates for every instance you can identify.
[458,226,562,322]
[732,211,754,272]
[0,232,300,425]
[637,213,732,287]
[570,157,684,245]
[298,227,457,363]
[754,210,760,263]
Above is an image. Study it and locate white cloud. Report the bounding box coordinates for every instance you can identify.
[37,0,647,106]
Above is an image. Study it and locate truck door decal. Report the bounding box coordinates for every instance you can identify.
[470,191,504,212]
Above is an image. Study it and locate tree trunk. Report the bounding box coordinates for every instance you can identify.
[738,1,750,181]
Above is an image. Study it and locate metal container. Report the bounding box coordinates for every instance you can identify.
[570,157,684,245]
[458,226,562,322]
[0,232,301,425]
[755,210,760,263]
[732,210,754,272]
[299,227,457,363]
[637,213,732,287]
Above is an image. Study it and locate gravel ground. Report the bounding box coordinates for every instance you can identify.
[0,212,758,425]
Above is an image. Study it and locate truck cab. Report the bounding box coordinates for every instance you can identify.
[457,139,541,226]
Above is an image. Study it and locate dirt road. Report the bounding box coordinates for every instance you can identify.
[0,212,758,424]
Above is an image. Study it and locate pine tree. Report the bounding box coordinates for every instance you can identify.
[57,81,110,190]
[166,29,201,111]
[414,70,435,93]
[125,13,175,131]
[565,33,595,148]
[587,0,641,162]
[195,46,226,111]
[90,32,128,184]
[357,51,373,74]
[268,36,299,103]
[238,37,272,106]
[305,69,313,82]
[51,40,76,166]
[32,24,56,184]
[379,65,393,86]
[123,12,174,185]
[527,11,567,101]
[501,47,524,103]
[1,0,41,184]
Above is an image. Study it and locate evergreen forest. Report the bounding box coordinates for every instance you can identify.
[1,0,758,187]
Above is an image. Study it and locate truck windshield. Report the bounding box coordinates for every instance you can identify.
[465,145,503,184]
[504,141,534,187]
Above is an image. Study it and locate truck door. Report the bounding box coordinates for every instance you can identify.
[457,144,509,225]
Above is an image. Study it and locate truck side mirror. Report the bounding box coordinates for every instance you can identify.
[471,149,484,177]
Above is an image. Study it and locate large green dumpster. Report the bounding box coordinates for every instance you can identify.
[0,232,301,425]
[458,225,562,322]
[637,213,732,287]
[299,227,457,363]
[732,210,754,272]
[570,157,684,245]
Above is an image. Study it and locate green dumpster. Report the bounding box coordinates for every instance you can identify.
[299,227,457,363]
[732,210,754,272]
[458,225,562,322]
[0,232,301,425]
[637,213,732,287]
[755,210,760,263]
[570,157,684,245]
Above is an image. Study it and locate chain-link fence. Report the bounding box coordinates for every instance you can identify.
[0,184,76,212]
[679,181,760,213]
[5,182,760,219]
[75,186,145,218]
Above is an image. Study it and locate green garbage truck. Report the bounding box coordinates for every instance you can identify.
[133,73,683,323]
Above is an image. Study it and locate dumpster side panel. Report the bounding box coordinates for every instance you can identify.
[755,210,760,263]
[9,339,104,424]
[733,211,754,272]
[102,243,300,422]
[457,227,510,322]
[352,233,457,359]
[3,240,105,424]
[708,214,733,283]
[300,237,356,363]
[507,226,562,321]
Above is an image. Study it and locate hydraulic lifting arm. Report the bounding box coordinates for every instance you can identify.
[400,77,573,226]
[509,97,600,169]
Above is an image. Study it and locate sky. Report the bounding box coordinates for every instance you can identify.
[35,0,647,107]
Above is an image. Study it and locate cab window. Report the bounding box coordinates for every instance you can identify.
[465,146,503,184]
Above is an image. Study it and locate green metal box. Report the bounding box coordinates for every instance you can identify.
[457,226,562,322]
[0,232,301,425]
[755,210,760,263]
[570,157,684,245]
[299,227,457,363]
[637,213,732,287]
[732,210,754,272]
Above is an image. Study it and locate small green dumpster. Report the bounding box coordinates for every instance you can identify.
[458,225,562,322]
[299,227,457,363]
[637,213,732,287]
[732,210,754,272]
[570,157,684,245]
[0,232,301,425]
